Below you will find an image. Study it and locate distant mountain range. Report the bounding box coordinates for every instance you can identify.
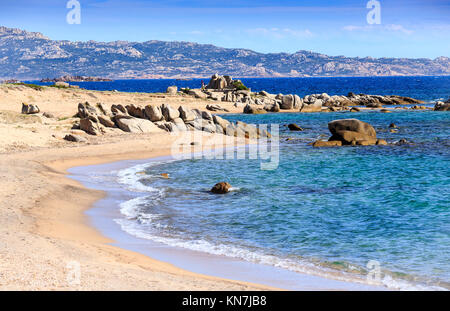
[1,26,449,80]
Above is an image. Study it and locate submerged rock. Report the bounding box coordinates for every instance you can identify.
[312,140,342,147]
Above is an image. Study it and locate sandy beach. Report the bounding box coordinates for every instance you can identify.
[0,84,277,290]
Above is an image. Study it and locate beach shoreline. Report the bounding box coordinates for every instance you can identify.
[0,132,279,290]
[68,153,388,291]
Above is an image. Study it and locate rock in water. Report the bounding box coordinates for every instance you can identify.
[389,123,398,128]
[328,119,376,138]
[288,123,303,131]
[327,119,378,146]
[434,101,450,111]
[211,182,232,194]
[312,140,342,147]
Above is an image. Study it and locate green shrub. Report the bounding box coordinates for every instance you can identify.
[12,83,44,91]
[232,80,249,91]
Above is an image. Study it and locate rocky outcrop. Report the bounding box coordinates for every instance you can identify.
[73,101,270,139]
[206,74,235,90]
[434,101,450,111]
[211,182,232,194]
[80,117,103,135]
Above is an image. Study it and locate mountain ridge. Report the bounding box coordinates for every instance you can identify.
[1,26,449,80]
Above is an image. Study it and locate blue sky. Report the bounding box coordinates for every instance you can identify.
[1,0,449,58]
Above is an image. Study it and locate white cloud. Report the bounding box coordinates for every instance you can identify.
[343,24,414,35]
[246,27,313,39]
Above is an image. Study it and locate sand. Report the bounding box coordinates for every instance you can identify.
[0,84,276,290]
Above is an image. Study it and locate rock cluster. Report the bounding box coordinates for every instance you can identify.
[313,119,387,147]
[73,101,270,139]
[185,76,424,115]
[206,74,235,90]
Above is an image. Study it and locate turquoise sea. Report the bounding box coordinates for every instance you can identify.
[69,77,449,290]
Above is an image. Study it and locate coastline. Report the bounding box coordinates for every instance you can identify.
[0,132,276,290]
[69,154,387,291]
[1,83,447,290]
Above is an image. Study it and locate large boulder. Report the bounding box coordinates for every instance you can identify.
[293,95,303,109]
[178,106,196,122]
[145,105,164,122]
[327,119,377,145]
[111,104,127,115]
[166,86,178,95]
[55,81,70,88]
[264,102,280,112]
[77,102,97,118]
[280,95,294,110]
[328,119,377,138]
[201,110,213,121]
[21,103,40,114]
[213,115,231,130]
[206,74,228,90]
[300,99,323,112]
[80,117,102,135]
[126,104,145,118]
[161,104,180,121]
[114,115,164,133]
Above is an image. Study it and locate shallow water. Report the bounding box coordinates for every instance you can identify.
[113,110,450,290]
